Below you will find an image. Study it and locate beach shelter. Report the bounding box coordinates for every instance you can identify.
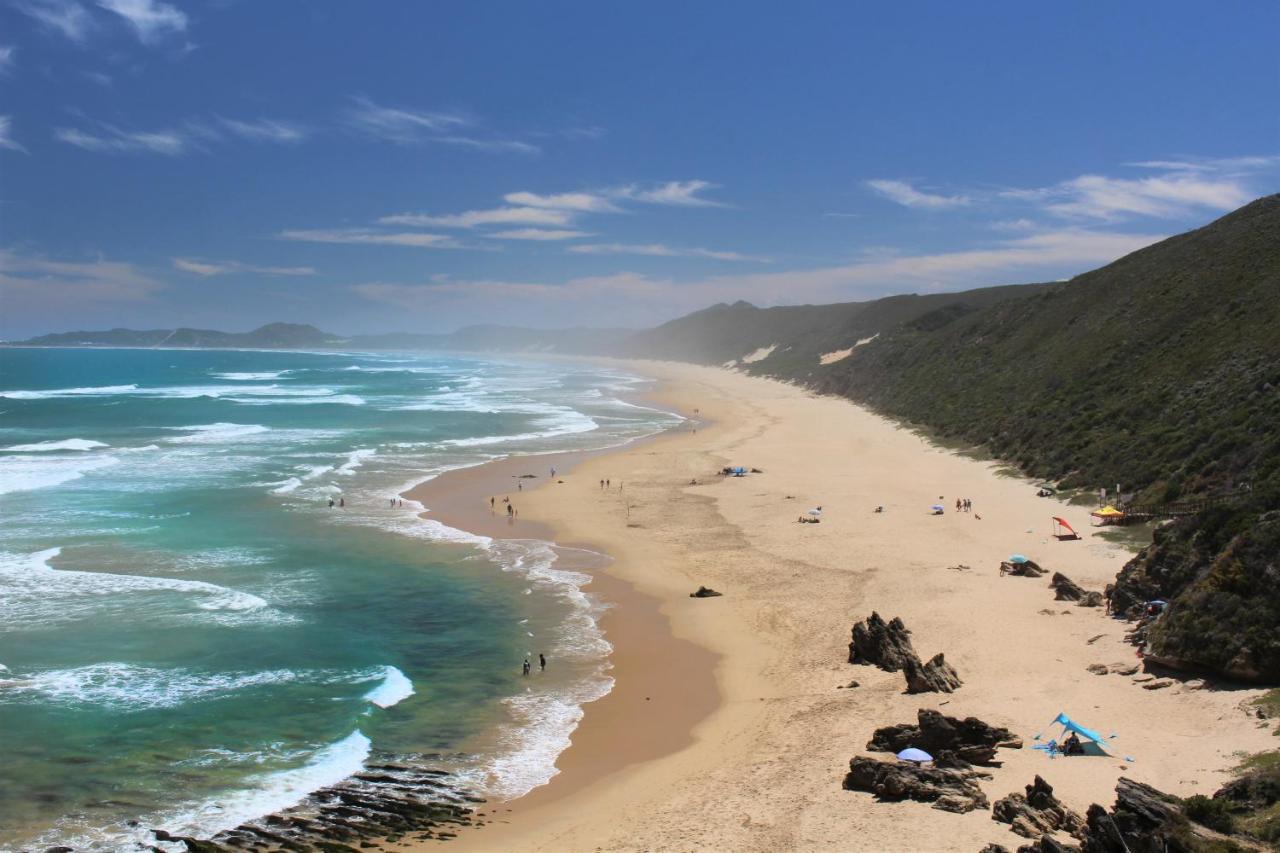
[1090,506,1125,526]
[1037,713,1112,757]
[930,504,945,515]
[1052,517,1081,540]
[896,748,933,764]
[1009,554,1029,564]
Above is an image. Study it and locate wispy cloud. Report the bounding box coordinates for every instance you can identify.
[1,249,164,308]
[55,124,187,155]
[611,179,724,207]
[0,45,16,75]
[351,228,1164,324]
[96,0,186,44]
[55,115,308,155]
[0,116,28,153]
[342,96,535,154]
[433,135,539,156]
[278,228,466,249]
[503,190,622,213]
[13,0,93,42]
[867,179,971,210]
[173,258,315,276]
[1006,172,1254,221]
[378,207,574,229]
[217,117,308,143]
[568,242,770,262]
[486,229,592,241]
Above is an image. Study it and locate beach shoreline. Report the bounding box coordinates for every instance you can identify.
[401,360,1273,852]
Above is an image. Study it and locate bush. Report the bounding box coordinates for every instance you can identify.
[1184,794,1236,834]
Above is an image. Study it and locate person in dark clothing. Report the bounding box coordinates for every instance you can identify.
[539,653,546,672]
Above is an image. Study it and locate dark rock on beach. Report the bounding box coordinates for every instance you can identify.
[867,709,1022,766]
[843,756,991,813]
[905,652,963,694]
[992,776,1085,839]
[848,612,919,671]
[690,586,723,598]
[1075,777,1242,852]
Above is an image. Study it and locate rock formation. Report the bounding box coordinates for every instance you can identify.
[982,838,1082,853]
[690,586,723,598]
[152,762,480,850]
[1075,778,1238,852]
[992,776,1086,839]
[848,612,920,671]
[1001,559,1047,577]
[867,709,1022,766]
[905,652,963,694]
[843,756,991,813]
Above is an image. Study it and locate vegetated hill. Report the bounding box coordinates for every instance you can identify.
[15,322,348,350]
[615,285,1050,368]
[349,324,629,354]
[766,195,1278,682]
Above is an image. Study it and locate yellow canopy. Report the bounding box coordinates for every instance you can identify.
[1091,505,1125,517]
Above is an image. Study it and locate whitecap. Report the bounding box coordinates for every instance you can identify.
[362,665,414,709]
[1,438,109,452]
[0,384,138,399]
[211,372,285,381]
[164,423,271,444]
[0,453,120,495]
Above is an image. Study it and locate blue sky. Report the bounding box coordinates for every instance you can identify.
[1,1,1277,338]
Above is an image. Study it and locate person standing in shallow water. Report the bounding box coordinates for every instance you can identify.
[539,653,546,672]
[522,658,531,676]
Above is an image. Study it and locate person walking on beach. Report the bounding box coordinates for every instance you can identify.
[328,499,334,509]
[518,481,522,492]
[522,658,531,677]
[507,503,514,518]
[600,479,605,490]
[606,479,611,488]
[490,496,495,510]
[539,653,546,672]
[955,498,962,513]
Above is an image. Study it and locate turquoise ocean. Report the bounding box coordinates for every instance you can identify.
[0,347,679,850]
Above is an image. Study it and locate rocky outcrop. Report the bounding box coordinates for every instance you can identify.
[843,756,990,813]
[992,776,1085,839]
[905,652,963,694]
[1002,559,1047,577]
[154,761,480,851]
[848,612,919,671]
[1076,777,1239,852]
[690,586,723,598]
[867,709,1022,766]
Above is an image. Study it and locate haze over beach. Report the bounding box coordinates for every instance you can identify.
[2,3,1280,852]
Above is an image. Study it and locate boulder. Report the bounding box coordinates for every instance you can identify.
[1002,560,1048,577]
[843,756,990,813]
[690,586,722,598]
[849,612,920,671]
[1016,838,1082,853]
[992,776,1085,839]
[1086,664,1109,675]
[867,709,1022,766]
[1078,591,1105,608]
[1050,573,1087,602]
[1077,778,1232,852]
[905,652,963,694]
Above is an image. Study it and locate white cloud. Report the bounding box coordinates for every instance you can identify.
[503,190,621,213]
[344,96,469,143]
[0,116,28,153]
[867,179,971,210]
[486,229,592,241]
[96,0,186,43]
[568,243,770,262]
[611,179,724,207]
[218,117,308,143]
[433,135,540,156]
[0,45,16,74]
[1009,173,1253,220]
[378,207,574,229]
[1,249,164,308]
[351,228,1164,324]
[277,229,466,249]
[55,124,187,155]
[13,0,93,42]
[173,258,315,276]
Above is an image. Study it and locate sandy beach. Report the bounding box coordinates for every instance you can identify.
[402,361,1273,852]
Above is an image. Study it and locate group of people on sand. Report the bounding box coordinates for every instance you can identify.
[522,653,547,676]
[954,497,974,513]
[490,495,518,518]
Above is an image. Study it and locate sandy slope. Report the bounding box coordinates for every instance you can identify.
[411,360,1272,853]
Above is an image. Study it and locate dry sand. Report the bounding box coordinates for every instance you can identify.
[402,361,1272,852]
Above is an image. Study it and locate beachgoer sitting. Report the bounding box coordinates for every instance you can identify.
[1063,732,1083,756]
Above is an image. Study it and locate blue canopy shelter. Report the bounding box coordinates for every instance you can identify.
[1036,712,1112,757]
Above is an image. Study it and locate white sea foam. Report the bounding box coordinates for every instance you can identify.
[0,547,274,630]
[268,477,302,494]
[0,453,120,495]
[1,438,109,452]
[1,663,302,710]
[440,408,598,448]
[362,665,414,708]
[165,423,271,443]
[0,384,138,399]
[155,730,372,838]
[336,448,376,475]
[211,372,285,381]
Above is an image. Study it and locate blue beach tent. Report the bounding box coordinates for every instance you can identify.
[1036,713,1112,757]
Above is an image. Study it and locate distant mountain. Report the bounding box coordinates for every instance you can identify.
[15,322,347,350]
